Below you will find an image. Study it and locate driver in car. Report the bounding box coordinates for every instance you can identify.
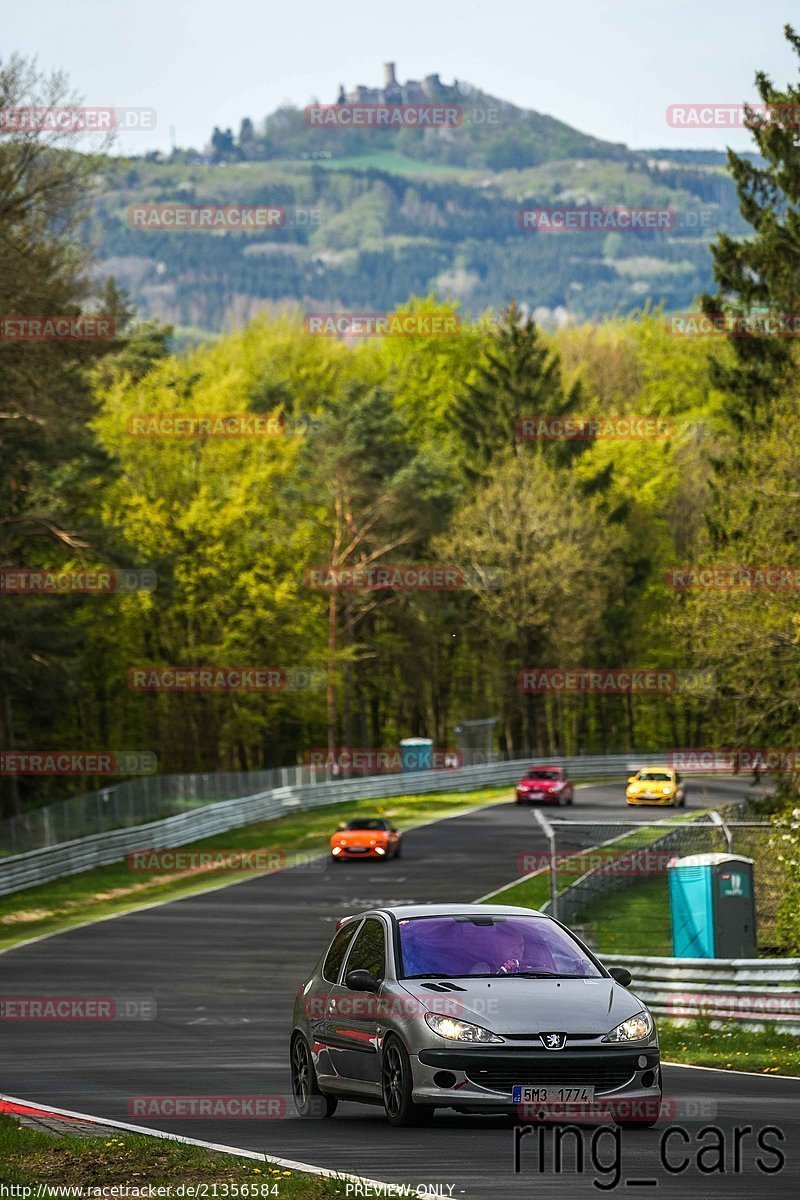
[469,923,530,975]
[494,924,528,974]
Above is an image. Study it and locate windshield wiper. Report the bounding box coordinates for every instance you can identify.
[404,970,594,980]
[404,972,469,979]
[514,971,589,978]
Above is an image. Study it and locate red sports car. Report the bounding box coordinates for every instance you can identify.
[515,766,574,805]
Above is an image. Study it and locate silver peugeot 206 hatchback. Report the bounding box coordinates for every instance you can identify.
[290,903,661,1127]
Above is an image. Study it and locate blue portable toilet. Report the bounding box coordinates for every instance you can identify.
[667,853,757,958]
[399,738,433,772]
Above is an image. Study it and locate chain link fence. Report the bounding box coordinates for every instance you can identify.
[527,809,780,956]
[0,767,310,856]
[0,751,672,857]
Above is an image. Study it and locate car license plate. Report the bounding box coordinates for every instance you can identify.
[512,1085,595,1105]
[348,845,367,852]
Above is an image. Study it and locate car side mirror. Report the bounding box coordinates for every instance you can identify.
[627,777,636,784]
[608,966,632,988]
[337,821,347,830]
[345,969,379,993]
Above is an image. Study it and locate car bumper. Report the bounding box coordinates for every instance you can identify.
[331,847,389,858]
[516,792,559,803]
[409,1046,661,1110]
[626,794,677,805]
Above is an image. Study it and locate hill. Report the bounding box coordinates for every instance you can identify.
[88,68,751,335]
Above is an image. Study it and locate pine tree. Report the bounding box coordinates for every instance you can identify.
[451,300,582,478]
[701,24,800,428]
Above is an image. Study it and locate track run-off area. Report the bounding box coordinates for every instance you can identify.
[2,776,799,1198]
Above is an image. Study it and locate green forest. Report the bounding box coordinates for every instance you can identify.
[90,149,748,332]
[2,34,800,833]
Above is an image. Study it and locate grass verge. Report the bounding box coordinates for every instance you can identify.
[481,810,701,914]
[0,1115,341,1194]
[659,1019,800,1075]
[0,787,511,952]
[580,875,671,955]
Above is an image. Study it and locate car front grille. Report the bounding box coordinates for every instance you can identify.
[466,1062,636,1094]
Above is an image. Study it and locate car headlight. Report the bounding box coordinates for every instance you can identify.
[424,1013,504,1043]
[602,1011,653,1042]
[662,787,671,795]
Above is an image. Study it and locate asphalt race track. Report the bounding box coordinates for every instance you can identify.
[2,777,799,1197]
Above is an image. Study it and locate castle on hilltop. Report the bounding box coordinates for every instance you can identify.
[337,63,463,105]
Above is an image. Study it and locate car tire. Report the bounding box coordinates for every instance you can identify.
[381,1036,434,1128]
[291,1034,338,1118]
[393,843,402,859]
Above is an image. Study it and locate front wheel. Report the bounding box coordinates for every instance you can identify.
[291,1035,338,1118]
[381,1037,434,1127]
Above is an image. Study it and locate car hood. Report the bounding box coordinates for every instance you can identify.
[519,779,560,790]
[398,977,646,1035]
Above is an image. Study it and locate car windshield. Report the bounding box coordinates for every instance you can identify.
[345,819,388,831]
[637,772,671,782]
[398,915,602,979]
[526,770,560,781]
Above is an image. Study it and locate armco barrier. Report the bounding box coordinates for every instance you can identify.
[0,754,668,896]
[608,954,800,1033]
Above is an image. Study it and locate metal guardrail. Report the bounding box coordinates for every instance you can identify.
[609,954,800,1032]
[0,766,322,855]
[0,753,669,896]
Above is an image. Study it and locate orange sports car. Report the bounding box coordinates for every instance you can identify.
[330,817,401,861]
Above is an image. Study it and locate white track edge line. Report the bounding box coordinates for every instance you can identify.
[0,1091,433,1196]
[0,793,514,958]
[662,1061,800,1081]
[474,792,656,903]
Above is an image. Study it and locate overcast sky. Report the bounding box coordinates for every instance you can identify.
[5,0,797,155]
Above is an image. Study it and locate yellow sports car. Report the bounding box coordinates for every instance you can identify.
[626,767,686,807]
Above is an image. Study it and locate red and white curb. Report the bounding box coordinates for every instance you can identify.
[0,1093,436,1196]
